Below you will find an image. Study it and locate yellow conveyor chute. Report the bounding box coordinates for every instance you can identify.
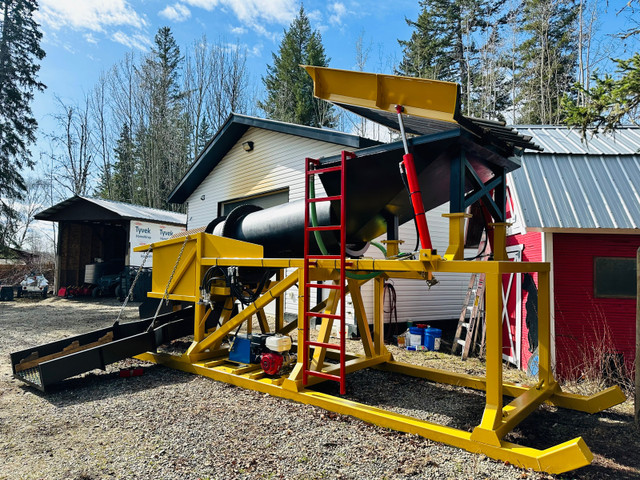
[303,65,460,123]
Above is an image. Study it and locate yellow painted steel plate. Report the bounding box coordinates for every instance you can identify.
[303,66,459,123]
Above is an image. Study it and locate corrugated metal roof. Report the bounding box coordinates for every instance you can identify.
[35,196,187,225]
[84,197,187,224]
[517,125,640,154]
[510,126,640,230]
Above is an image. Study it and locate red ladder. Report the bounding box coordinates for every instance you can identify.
[302,150,353,395]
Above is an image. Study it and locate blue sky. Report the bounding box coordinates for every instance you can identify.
[32,1,419,141]
[31,0,637,160]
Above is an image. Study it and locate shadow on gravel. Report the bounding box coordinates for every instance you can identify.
[309,368,488,432]
[20,363,192,407]
[512,404,640,479]
[311,367,640,479]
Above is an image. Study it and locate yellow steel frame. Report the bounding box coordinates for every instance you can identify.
[134,219,625,475]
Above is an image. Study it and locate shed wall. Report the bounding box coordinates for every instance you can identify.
[552,232,639,378]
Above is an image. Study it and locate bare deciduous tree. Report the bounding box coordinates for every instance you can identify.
[48,95,95,196]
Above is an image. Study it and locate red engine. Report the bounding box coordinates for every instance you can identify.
[260,352,284,375]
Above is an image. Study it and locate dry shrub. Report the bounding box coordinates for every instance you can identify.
[560,306,635,396]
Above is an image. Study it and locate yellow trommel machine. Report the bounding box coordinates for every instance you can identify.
[14,67,626,474]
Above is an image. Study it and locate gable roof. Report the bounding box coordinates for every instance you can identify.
[510,126,640,231]
[168,113,381,204]
[35,196,186,225]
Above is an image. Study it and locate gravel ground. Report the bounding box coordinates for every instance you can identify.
[0,297,638,480]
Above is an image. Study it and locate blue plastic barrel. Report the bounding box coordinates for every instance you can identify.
[423,327,442,351]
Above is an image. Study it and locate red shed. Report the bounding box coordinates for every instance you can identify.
[506,126,640,379]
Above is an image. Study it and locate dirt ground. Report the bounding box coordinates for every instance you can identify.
[1,296,639,480]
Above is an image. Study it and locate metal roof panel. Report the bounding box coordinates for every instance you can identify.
[510,127,640,230]
[35,196,187,224]
[516,126,640,154]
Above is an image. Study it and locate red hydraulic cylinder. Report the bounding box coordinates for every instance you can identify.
[402,152,433,250]
[395,105,433,250]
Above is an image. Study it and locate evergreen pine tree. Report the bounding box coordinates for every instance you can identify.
[397,0,508,117]
[260,5,334,127]
[396,1,458,81]
[516,0,578,124]
[0,0,45,249]
[111,123,136,203]
[138,26,188,210]
[196,115,212,156]
[564,53,640,135]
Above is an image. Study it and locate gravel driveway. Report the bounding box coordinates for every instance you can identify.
[1,297,637,480]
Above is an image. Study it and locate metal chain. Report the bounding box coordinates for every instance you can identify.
[116,246,152,323]
[151,235,189,326]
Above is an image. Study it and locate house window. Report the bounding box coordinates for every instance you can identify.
[593,256,637,298]
[219,188,289,216]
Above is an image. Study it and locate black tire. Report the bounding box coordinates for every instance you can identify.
[92,287,100,298]
[41,288,48,298]
[16,288,22,298]
[115,285,122,300]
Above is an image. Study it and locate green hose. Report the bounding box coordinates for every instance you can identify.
[309,176,382,280]
[370,241,387,257]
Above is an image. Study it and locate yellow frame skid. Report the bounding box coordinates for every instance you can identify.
[134,220,625,475]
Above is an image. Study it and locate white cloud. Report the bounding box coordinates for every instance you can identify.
[307,9,323,23]
[230,26,247,35]
[159,3,191,22]
[329,2,347,25]
[112,31,153,51]
[84,33,98,44]
[183,0,297,37]
[249,43,262,57]
[37,0,147,32]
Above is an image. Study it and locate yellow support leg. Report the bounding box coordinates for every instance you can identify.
[443,212,472,261]
[348,278,375,358]
[489,222,509,261]
[471,272,504,446]
[373,276,388,357]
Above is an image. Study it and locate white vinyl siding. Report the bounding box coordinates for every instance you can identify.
[187,127,340,228]
[356,202,472,326]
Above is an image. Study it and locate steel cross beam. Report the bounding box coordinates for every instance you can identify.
[450,150,507,222]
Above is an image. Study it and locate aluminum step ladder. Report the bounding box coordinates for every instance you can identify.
[451,272,486,359]
[301,151,353,395]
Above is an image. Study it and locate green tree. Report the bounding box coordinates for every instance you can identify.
[515,0,578,124]
[396,0,508,117]
[196,115,212,155]
[563,2,639,135]
[0,0,45,250]
[109,123,136,203]
[137,26,188,210]
[564,54,640,135]
[260,5,334,127]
